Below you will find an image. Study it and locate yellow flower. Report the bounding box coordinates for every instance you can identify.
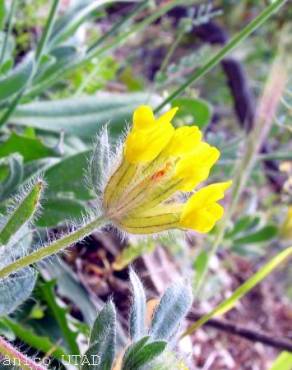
[102,105,231,234]
[180,181,232,233]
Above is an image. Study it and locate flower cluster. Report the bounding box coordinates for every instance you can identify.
[102,105,231,234]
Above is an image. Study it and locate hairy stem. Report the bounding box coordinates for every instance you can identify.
[0,216,107,279]
[0,336,46,370]
[155,0,288,112]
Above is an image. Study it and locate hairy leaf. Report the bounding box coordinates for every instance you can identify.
[122,336,166,370]
[12,93,161,137]
[0,154,23,200]
[129,269,147,341]
[150,282,193,340]
[0,268,37,316]
[82,301,116,370]
[0,53,34,102]
[0,179,43,245]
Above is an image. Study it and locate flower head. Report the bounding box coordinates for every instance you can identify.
[101,105,231,234]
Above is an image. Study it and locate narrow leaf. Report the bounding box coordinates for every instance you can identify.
[0,54,34,102]
[49,0,118,46]
[82,301,116,370]
[233,225,278,245]
[38,280,79,355]
[12,93,161,137]
[129,269,147,341]
[0,0,5,31]
[150,282,193,340]
[122,337,166,370]
[183,246,292,336]
[0,154,23,200]
[0,179,43,245]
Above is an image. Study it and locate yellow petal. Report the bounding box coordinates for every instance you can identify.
[164,126,202,156]
[175,142,220,191]
[124,123,174,163]
[180,181,232,233]
[133,105,155,130]
[125,106,176,163]
[156,106,178,125]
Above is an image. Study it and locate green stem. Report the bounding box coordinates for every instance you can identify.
[0,0,18,66]
[86,0,149,54]
[87,0,186,59]
[35,0,60,64]
[0,336,46,370]
[159,28,185,75]
[155,0,288,112]
[0,216,107,279]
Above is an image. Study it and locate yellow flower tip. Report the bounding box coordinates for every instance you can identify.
[175,142,221,191]
[165,125,202,156]
[180,180,232,233]
[157,106,179,124]
[124,105,177,164]
[133,105,155,130]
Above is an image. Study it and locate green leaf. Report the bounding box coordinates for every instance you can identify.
[12,93,161,138]
[225,215,258,239]
[269,351,292,370]
[38,280,79,356]
[183,246,292,336]
[33,46,79,85]
[0,179,43,245]
[1,317,68,361]
[0,53,34,102]
[36,197,87,227]
[233,225,278,245]
[0,154,23,200]
[0,132,56,162]
[49,0,114,46]
[172,97,212,128]
[42,258,97,326]
[129,269,147,341]
[0,268,37,316]
[193,250,208,286]
[0,0,5,31]
[43,150,92,200]
[150,282,193,340]
[82,301,116,370]
[122,336,167,370]
[0,320,15,341]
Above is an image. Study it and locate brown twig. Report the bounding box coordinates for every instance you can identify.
[188,311,292,352]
